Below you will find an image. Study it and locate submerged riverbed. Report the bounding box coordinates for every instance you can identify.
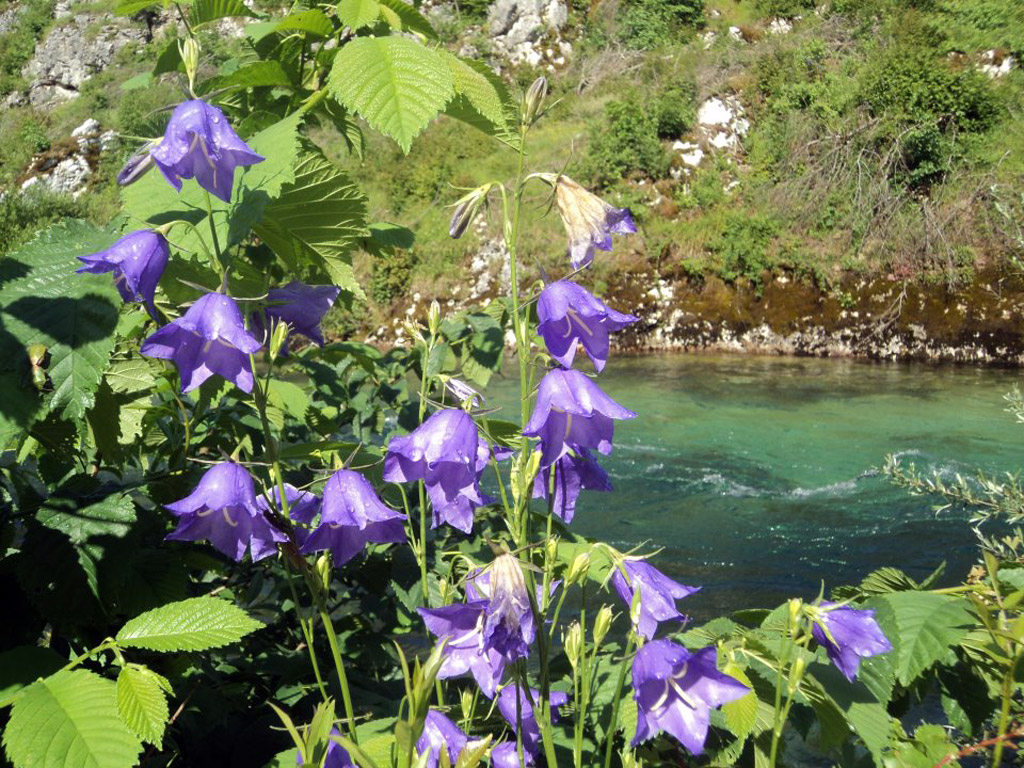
[489,354,1022,618]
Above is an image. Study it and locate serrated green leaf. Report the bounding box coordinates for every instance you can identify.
[0,221,121,435]
[115,0,168,14]
[0,647,64,706]
[190,0,257,25]
[204,60,294,92]
[254,144,369,299]
[276,8,334,36]
[376,0,434,37]
[441,54,513,140]
[123,112,305,260]
[116,596,263,652]
[328,37,454,153]
[3,669,142,768]
[867,592,972,686]
[367,222,414,249]
[267,380,309,419]
[720,664,760,739]
[116,665,170,747]
[337,0,379,29]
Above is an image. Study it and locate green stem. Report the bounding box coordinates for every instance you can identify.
[317,602,358,743]
[285,563,329,702]
[992,651,1021,767]
[603,634,635,768]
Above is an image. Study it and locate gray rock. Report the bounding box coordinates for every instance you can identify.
[22,11,147,107]
[0,2,25,35]
[487,0,568,56]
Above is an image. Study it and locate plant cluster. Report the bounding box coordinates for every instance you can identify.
[2,3,1024,768]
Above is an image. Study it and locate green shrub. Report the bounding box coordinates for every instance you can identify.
[708,211,781,284]
[755,0,815,19]
[0,0,55,96]
[653,83,698,138]
[619,0,703,50]
[371,247,416,305]
[0,191,87,257]
[582,100,668,188]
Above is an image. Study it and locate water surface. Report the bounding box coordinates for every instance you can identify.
[489,354,1022,618]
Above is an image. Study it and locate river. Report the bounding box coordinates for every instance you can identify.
[489,354,1023,619]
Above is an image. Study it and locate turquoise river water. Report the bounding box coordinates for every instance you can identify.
[488,354,1023,619]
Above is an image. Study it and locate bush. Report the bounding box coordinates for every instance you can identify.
[708,211,781,284]
[755,0,815,19]
[0,0,55,96]
[371,247,416,305]
[619,0,703,49]
[0,191,87,256]
[653,83,698,138]
[582,100,668,188]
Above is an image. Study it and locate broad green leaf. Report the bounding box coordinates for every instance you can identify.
[337,0,379,30]
[0,221,121,435]
[115,0,168,14]
[267,380,309,420]
[0,646,64,706]
[328,37,454,152]
[275,8,334,36]
[367,222,414,249]
[123,111,305,260]
[153,36,184,76]
[813,664,894,765]
[254,145,369,298]
[190,0,258,26]
[120,72,152,91]
[3,669,142,768]
[116,596,263,652]
[204,60,293,92]
[441,54,513,140]
[36,488,136,545]
[720,664,761,739]
[376,0,435,37]
[116,665,170,747]
[867,591,973,686]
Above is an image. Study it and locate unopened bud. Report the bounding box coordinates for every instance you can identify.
[545,536,559,565]
[268,319,290,361]
[523,76,548,125]
[621,749,641,768]
[566,552,590,585]
[787,656,806,693]
[448,185,490,239]
[439,577,454,605]
[427,300,442,336]
[461,688,475,722]
[180,37,201,92]
[788,598,803,628]
[316,553,332,589]
[117,146,155,186]
[593,604,613,648]
[565,622,583,671]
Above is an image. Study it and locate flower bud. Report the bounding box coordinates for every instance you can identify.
[180,37,201,92]
[116,146,156,187]
[427,299,442,336]
[439,577,454,605]
[621,749,641,768]
[545,536,559,565]
[268,318,290,362]
[787,656,806,694]
[461,688,475,722]
[788,598,803,628]
[566,552,590,586]
[564,621,583,671]
[593,604,613,648]
[316,553,332,590]
[448,185,490,239]
[523,76,549,125]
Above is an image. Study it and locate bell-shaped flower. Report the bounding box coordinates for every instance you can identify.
[165,461,287,561]
[140,292,263,393]
[612,559,699,640]
[254,281,341,348]
[301,469,406,565]
[444,377,485,408]
[419,601,507,698]
[150,99,264,203]
[296,728,354,768]
[384,409,494,533]
[523,369,636,468]
[532,449,612,523]
[489,742,526,768]
[416,711,468,768]
[537,280,637,372]
[76,230,169,310]
[552,175,636,269]
[496,685,569,759]
[812,602,892,682]
[631,641,749,754]
[480,554,535,662]
[256,483,320,546]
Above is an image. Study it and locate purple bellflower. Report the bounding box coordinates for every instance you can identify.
[489,743,525,768]
[479,553,535,662]
[384,409,494,533]
[612,559,700,640]
[140,292,262,393]
[497,685,569,759]
[632,641,749,754]
[552,175,636,269]
[536,280,638,372]
[532,449,612,523]
[523,368,636,468]
[165,461,287,561]
[301,469,406,565]
[77,229,169,310]
[812,602,892,682]
[254,281,341,348]
[419,601,506,698]
[256,483,319,546]
[296,728,354,768]
[416,711,469,768]
[444,377,485,408]
[150,99,263,203]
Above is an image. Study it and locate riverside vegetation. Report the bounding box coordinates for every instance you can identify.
[3,1,1024,768]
